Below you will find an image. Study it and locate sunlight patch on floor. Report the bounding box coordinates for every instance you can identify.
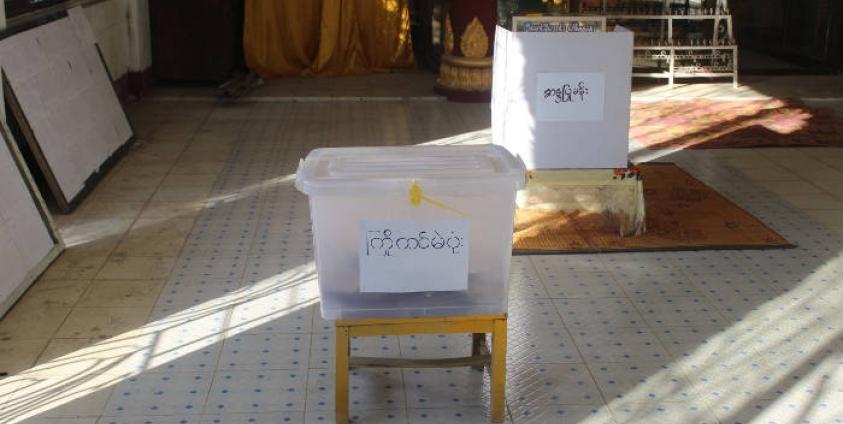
[0,262,318,422]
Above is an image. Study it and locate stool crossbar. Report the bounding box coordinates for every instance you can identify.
[334,314,508,423]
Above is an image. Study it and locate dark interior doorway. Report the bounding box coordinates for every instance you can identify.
[733,0,841,74]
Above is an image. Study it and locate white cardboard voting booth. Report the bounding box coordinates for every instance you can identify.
[492,26,634,169]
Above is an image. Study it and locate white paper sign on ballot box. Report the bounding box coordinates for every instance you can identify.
[492,26,634,169]
[359,219,469,293]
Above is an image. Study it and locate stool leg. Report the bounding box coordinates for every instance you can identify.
[336,326,350,424]
[490,319,507,423]
[471,333,486,371]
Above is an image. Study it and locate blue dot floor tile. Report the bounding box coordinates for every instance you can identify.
[249,237,314,257]
[668,254,730,277]
[751,323,842,363]
[21,419,99,424]
[399,334,472,359]
[705,292,781,321]
[631,296,725,328]
[588,362,694,403]
[245,255,314,279]
[171,255,246,280]
[571,328,670,364]
[541,271,625,299]
[508,270,550,300]
[311,307,334,334]
[507,326,582,364]
[205,370,307,413]
[104,372,213,416]
[408,407,512,424]
[219,334,310,370]
[554,298,647,330]
[680,264,758,281]
[679,354,794,404]
[180,244,251,258]
[689,271,774,297]
[199,412,304,424]
[510,256,536,275]
[713,391,843,424]
[507,364,603,407]
[312,334,402,369]
[98,416,202,424]
[403,368,488,409]
[509,404,613,424]
[156,278,240,311]
[532,255,607,279]
[615,272,700,298]
[305,409,408,424]
[147,337,225,373]
[650,326,731,359]
[307,333,334,369]
[31,387,113,421]
[227,298,316,336]
[242,256,315,285]
[508,299,564,331]
[607,401,718,424]
[306,368,404,410]
[149,299,233,324]
[601,254,679,277]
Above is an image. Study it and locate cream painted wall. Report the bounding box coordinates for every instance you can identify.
[1,3,5,121]
[82,0,151,81]
[127,0,151,74]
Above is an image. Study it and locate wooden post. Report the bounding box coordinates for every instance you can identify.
[490,318,508,423]
[335,325,350,424]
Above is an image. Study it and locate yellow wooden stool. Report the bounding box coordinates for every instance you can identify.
[334,314,508,423]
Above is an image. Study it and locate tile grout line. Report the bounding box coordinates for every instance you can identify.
[524,255,617,419]
[96,108,216,420]
[21,111,209,417]
[135,104,216,326]
[187,116,260,417]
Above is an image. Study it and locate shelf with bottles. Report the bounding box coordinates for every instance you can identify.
[528,0,739,87]
[632,40,737,49]
[577,0,730,16]
[635,50,735,61]
[579,7,731,18]
[631,44,737,86]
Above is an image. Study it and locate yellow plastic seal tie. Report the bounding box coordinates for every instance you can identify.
[408,180,467,216]
[409,180,422,206]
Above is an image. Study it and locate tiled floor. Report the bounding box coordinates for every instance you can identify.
[1,75,842,424]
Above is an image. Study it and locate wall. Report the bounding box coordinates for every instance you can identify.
[80,0,151,82]
[127,0,152,75]
[1,2,6,121]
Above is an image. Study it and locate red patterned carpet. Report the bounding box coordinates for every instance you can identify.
[631,98,843,150]
[513,163,791,254]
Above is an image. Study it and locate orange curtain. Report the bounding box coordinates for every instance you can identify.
[244,0,415,78]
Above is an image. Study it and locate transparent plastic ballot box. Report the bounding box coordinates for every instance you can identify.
[295,145,527,320]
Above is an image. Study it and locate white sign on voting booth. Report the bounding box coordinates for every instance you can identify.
[491,26,634,169]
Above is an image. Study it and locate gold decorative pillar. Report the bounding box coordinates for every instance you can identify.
[435,0,497,102]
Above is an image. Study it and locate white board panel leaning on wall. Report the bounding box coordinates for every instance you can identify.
[0,8,133,206]
[0,122,63,318]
